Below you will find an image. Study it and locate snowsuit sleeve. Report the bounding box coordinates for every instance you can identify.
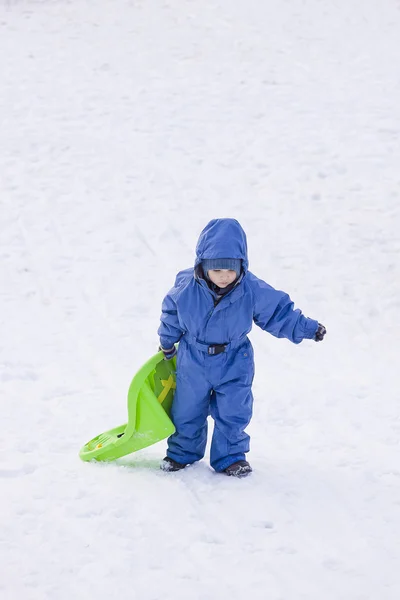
[251,277,318,344]
[158,286,185,349]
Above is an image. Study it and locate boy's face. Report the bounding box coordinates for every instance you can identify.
[207,269,237,288]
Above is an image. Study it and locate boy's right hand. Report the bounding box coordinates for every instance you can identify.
[159,345,177,360]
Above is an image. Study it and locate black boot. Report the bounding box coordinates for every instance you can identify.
[160,456,187,472]
[224,460,252,478]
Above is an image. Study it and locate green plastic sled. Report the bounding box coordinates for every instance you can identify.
[79,351,176,462]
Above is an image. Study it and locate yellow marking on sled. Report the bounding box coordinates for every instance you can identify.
[157,375,176,404]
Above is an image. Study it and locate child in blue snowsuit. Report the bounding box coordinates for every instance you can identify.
[158,218,326,477]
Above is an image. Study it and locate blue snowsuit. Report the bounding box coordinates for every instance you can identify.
[158,219,318,472]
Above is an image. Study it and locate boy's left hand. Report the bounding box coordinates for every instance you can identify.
[314,323,326,342]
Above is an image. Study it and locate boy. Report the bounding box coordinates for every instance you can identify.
[158,218,326,477]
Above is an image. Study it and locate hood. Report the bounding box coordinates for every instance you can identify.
[195,218,249,273]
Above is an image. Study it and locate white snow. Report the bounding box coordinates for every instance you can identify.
[1,1,400,599]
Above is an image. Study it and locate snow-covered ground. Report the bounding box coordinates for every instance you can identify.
[1,1,400,598]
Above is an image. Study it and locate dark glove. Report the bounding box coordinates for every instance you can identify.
[314,323,326,342]
[159,345,177,360]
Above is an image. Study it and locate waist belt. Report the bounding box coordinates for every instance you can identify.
[184,334,247,355]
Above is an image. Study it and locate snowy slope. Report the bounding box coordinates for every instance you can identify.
[1,1,400,599]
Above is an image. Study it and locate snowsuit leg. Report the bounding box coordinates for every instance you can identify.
[166,346,212,464]
[209,345,254,472]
